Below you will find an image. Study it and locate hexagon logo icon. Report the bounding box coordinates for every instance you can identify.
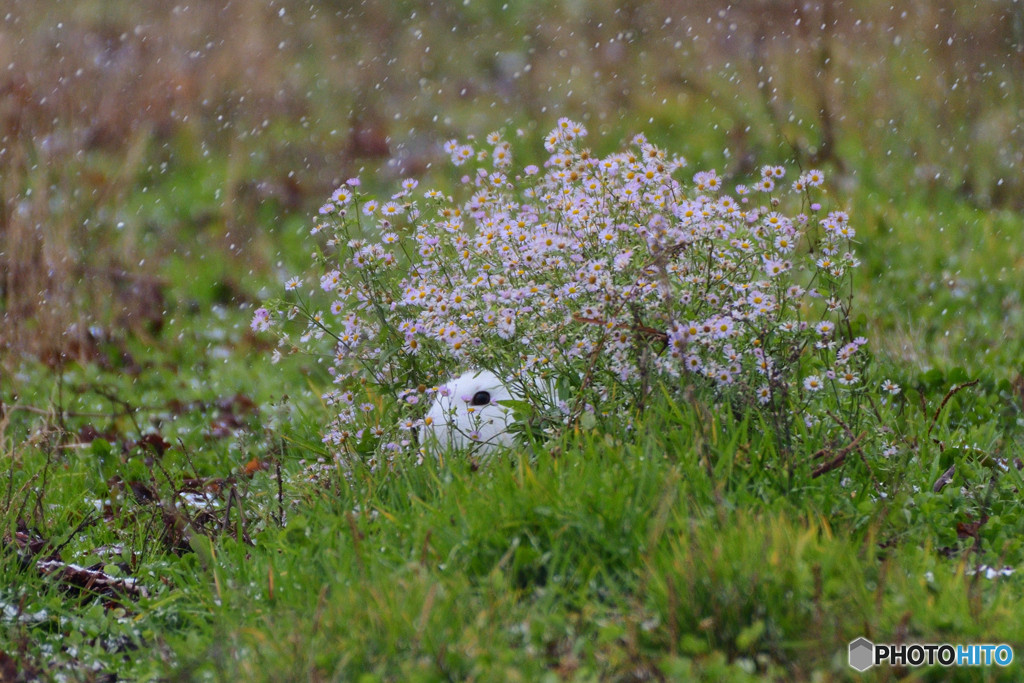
[849,638,875,672]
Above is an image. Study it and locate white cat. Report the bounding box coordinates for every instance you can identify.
[419,368,557,454]
[423,369,519,453]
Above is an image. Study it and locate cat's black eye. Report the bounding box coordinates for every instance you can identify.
[471,391,491,406]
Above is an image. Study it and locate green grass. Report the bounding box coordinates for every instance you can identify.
[3,306,1024,681]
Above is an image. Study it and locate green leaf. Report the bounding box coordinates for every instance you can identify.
[90,438,112,459]
[497,398,533,421]
[187,533,214,568]
[679,633,710,655]
[921,369,945,390]
[736,620,765,650]
[947,367,970,384]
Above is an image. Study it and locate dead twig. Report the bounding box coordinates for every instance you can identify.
[928,380,980,438]
[571,313,668,345]
[5,403,165,420]
[826,409,880,489]
[666,574,679,656]
[932,465,957,493]
[345,511,365,574]
[92,388,144,438]
[276,451,285,528]
[811,431,867,479]
[37,559,149,599]
[48,512,100,559]
[420,529,433,567]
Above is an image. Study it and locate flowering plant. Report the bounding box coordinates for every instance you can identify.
[254,120,897,469]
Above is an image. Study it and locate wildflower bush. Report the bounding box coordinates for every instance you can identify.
[255,120,900,468]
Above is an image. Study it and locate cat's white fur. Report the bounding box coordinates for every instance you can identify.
[423,369,518,452]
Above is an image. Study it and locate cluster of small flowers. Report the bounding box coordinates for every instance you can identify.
[255,118,895,468]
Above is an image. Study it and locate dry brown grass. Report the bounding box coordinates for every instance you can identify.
[1,0,1021,360]
[0,0,308,359]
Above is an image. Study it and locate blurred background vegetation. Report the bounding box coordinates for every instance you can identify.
[1,0,1023,368]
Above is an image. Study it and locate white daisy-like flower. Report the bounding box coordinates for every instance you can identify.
[837,371,858,386]
[803,375,824,392]
[881,379,901,395]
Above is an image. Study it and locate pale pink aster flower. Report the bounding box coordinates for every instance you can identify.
[250,308,271,332]
[803,375,824,392]
[320,270,342,292]
[763,257,785,278]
